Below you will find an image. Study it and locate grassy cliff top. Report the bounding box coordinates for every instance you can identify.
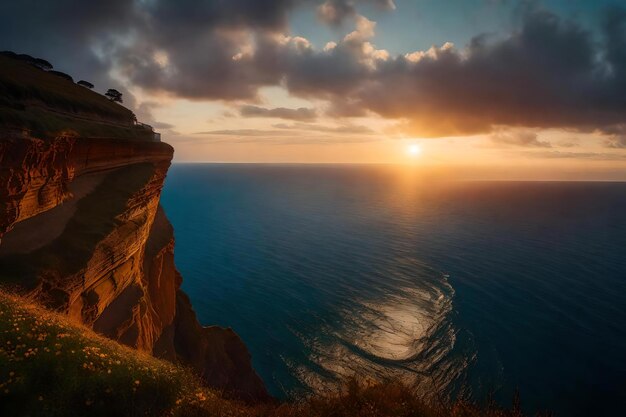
[0,55,134,124]
[0,291,535,417]
[0,54,155,140]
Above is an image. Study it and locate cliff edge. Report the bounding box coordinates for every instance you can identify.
[0,54,268,401]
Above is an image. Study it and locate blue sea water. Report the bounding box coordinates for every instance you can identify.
[161,164,626,416]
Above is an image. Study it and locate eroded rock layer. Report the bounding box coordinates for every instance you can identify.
[0,135,268,401]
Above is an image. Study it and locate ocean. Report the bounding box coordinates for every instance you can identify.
[161,164,626,416]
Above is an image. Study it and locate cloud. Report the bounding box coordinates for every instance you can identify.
[133,102,176,131]
[194,129,297,136]
[197,122,376,136]
[606,138,626,149]
[518,151,626,161]
[341,6,626,137]
[490,130,551,147]
[600,124,626,148]
[271,122,375,134]
[270,5,626,138]
[317,0,356,26]
[239,105,317,121]
[191,128,377,144]
[0,0,301,103]
[317,0,396,26]
[0,0,352,104]
[151,121,176,130]
[2,1,626,140]
[556,141,578,148]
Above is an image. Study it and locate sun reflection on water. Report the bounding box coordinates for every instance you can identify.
[290,266,466,400]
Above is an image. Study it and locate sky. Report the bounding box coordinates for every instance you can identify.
[1,0,626,179]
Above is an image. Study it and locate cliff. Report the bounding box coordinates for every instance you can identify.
[0,133,268,401]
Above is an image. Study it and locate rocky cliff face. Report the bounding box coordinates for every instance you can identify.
[0,134,268,401]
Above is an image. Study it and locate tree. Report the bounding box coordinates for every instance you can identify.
[1,51,52,70]
[49,70,73,82]
[15,53,36,65]
[105,89,123,103]
[34,58,53,71]
[77,80,94,89]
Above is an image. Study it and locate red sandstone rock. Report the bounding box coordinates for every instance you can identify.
[0,134,269,401]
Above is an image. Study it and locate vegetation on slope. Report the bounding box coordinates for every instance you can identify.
[0,54,154,140]
[0,106,153,141]
[0,290,218,417]
[0,54,132,122]
[0,291,546,417]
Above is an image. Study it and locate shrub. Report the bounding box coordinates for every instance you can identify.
[77,80,94,89]
[48,70,73,82]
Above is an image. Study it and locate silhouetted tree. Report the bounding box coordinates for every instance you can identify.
[49,70,73,82]
[77,80,94,89]
[1,52,52,71]
[15,53,36,65]
[105,89,123,103]
[34,58,53,71]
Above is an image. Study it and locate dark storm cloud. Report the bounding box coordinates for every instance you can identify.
[239,105,318,121]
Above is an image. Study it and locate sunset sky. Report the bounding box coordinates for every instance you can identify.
[2,0,626,179]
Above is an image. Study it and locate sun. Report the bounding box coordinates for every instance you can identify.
[407,144,422,157]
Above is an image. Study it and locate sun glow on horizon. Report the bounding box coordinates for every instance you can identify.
[407,144,422,157]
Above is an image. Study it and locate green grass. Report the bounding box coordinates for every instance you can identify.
[0,107,154,141]
[0,291,224,417]
[0,291,547,417]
